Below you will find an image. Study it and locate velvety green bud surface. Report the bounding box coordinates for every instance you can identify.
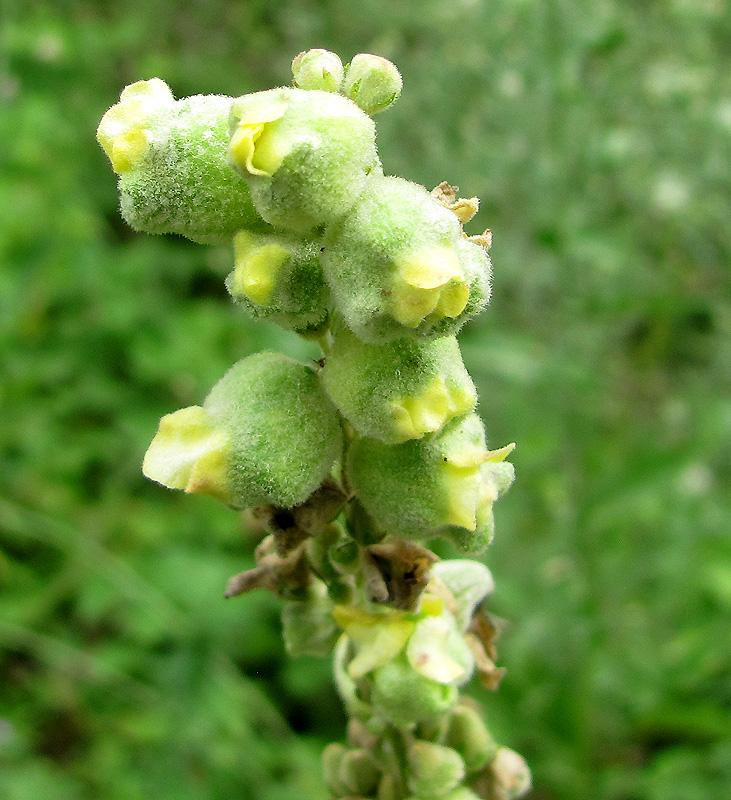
[98,79,265,244]
[348,413,514,552]
[229,88,378,232]
[445,705,498,773]
[143,352,341,509]
[407,740,466,798]
[292,48,344,92]
[321,324,476,443]
[343,53,403,115]
[226,231,329,333]
[371,655,458,727]
[323,176,489,343]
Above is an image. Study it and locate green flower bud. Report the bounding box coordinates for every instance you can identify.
[407,741,465,798]
[142,352,341,508]
[229,88,378,232]
[226,231,329,333]
[322,742,350,796]
[343,53,403,115]
[430,561,494,632]
[445,705,498,774]
[371,655,458,727]
[340,748,382,796]
[292,48,344,92]
[321,324,476,443]
[348,414,514,553]
[97,79,266,244]
[281,581,339,657]
[323,176,490,343]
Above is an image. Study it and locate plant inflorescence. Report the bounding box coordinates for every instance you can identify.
[97,48,530,800]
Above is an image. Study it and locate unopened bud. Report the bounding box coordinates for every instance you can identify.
[322,742,349,796]
[226,231,329,333]
[323,176,490,343]
[445,705,498,774]
[281,581,338,657]
[322,324,476,444]
[292,49,344,92]
[343,53,402,115]
[340,748,382,796]
[407,741,465,798]
[371,656,458,727]
[143,352,342,509]
[490,747,532,799]
[348,413,514,553]
[229,88,378,232]
[98,79,266,244]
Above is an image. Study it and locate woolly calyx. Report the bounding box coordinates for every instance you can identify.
[407,741,466,798]
[371,655,459,727]
[98,80,266,244]
[321,324,476,444]
[292,48,344,92]
[226,231,329,333]
[143,352,342,509]
[342,53,403,115]
[322,176,490,343]
[229,88,379,232]
[348,414,515,553]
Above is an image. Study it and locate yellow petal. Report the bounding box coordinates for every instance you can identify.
[333,606,415,680]
[230,241,291,305]
[97,79,173,173]
[142,406,233,504]
[229,94,290,176]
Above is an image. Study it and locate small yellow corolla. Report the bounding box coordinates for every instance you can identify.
[96,78,174,173]
[142,406,233,504]
[441,443,515,531]
[390,245,469,327]
[390,376,476,442]
[228,93,290,177]
[229,231,291,306]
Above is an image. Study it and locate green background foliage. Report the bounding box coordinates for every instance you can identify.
[1,1,729,798]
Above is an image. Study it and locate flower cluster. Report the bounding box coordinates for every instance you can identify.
[98,48,529,800]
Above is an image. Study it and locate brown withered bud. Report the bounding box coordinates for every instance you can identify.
[431,181,480,224]
[224,536,311,599]
[465,611,507,690]
[364,539,439,610]
[255,479,348,556]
